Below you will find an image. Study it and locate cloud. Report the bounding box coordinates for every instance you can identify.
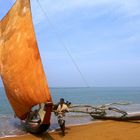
[120,0,140,16]
[31,0,140,24]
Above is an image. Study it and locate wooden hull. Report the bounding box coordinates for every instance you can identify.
[90,113,140,121]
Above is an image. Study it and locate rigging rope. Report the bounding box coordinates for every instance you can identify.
[8,0,13,5]
[36,0,90,87]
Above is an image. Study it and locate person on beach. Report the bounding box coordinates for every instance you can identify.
[55,98,69,113]
[54,98,69,135]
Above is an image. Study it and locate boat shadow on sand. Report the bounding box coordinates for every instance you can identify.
[34,133,55,140]
[34,127,70,140]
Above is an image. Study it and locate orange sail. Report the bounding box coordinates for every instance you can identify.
[0,0,52,120]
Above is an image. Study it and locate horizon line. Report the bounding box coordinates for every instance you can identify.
[1,86,140,88]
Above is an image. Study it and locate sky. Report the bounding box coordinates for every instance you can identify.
[0,0,140,87]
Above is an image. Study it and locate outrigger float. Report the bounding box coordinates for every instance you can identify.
[90,107,140,121]
[69,103,140,121]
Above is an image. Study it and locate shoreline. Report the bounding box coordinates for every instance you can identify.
[0,120,97,138]
[1,120,140,140]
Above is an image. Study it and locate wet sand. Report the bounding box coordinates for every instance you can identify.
[1,120,140,140]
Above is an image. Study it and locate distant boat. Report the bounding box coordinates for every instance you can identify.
[0,0,52,132]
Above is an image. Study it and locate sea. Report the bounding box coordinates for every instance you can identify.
[0,87,140,137]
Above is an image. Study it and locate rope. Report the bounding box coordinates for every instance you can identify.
[8,0,13,5]
[36,0,90,87]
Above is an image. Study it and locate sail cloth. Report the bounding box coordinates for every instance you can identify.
[0,0,52,120]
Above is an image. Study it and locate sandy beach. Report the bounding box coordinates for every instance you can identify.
[1,120,140,140]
